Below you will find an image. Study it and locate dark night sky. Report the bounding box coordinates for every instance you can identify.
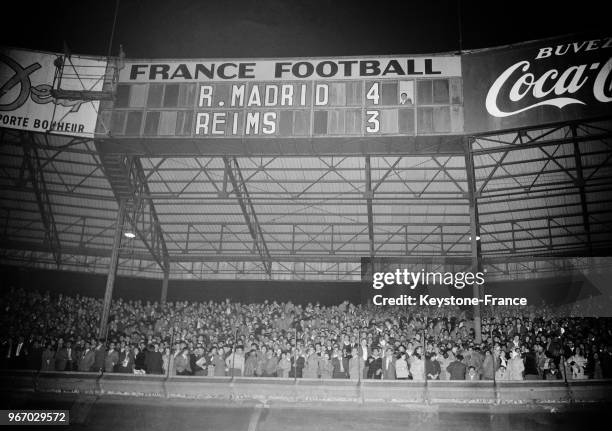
[1,0,609,58]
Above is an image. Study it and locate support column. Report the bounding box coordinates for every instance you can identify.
[464,139,482,344]
[161,268,169,305]
[365,156,375,277]
[99,200,126,339]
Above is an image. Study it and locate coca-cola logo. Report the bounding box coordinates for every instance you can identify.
[485,37,612,118]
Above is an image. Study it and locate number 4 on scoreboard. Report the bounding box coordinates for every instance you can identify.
[366,83,379,105]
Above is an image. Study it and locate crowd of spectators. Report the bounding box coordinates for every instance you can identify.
[1,287,611,381]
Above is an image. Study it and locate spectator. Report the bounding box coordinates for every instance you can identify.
[495,365,508,381]
[331,348,348,379]
[358,339,369,380]
[367,347,382,380]
[382,348,396,380]
[210,347,226,377]
[592,352,603,379]
[134,347,146,374]
[92,339,106,373]
[225,346,243,377]
[535,344,548,378]
[41,344,55,371]
[507,348,525,380]
[319,352,333,379]
[348,347,361,380]
[192,347,207,376]
[27,340,43,370]
[289,348,304,378]
[567,347,587,380]
[523,346,539,380]
[263,350,278,377]
[303,347,319,379]
[277,352,291,378]
[117,343,135,373]
[395,352,409,380]
[55,341,75,372]
[447,354,466,380]
[175,348,192,376]
[464,345,483,373]
[244,348,258,377]
[544,361,561,380]
[73,341,84,368]
[11,336,27,369]
[104,342,119,373]
[482,350,495,380]
[437,351,451,380]
[465,365,479,381]
[425,353,440,380]
[144,344,163,375]
[255,346,267,377]
[410,349,425,381]
[78,342,95,372]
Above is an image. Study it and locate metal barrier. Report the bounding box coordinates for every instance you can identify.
[2,370,611,405]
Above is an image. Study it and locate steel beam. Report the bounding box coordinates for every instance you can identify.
[223,157,272,276]
[95,150,169,272]
[2,241,610,266]
[464,138,482,344]
[94,135,467,157]
[21,134,61,267]
[99,199,125,339]
[161,267,169,304]
[472,130,611,155]
[365,156,375,259]
[125,158,170,271]
[572,126,592,254]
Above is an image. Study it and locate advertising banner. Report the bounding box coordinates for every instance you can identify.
[0,47,108,137]
[462,35,612,133]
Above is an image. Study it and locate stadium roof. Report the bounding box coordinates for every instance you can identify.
[1,116,611,281]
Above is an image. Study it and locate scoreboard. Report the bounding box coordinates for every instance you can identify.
[98,56,463,139]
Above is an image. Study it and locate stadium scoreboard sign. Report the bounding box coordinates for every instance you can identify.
[3,36,610,145]
[103,55,463,139]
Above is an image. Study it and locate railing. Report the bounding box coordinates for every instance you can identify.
[1,370,611,405]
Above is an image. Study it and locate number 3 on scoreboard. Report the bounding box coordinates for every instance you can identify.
[366,110,380,133]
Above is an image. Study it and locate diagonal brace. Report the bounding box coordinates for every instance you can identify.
[224,157,272,276]
[22,136,61,267]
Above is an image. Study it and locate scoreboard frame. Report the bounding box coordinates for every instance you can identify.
[96,54,463,144]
